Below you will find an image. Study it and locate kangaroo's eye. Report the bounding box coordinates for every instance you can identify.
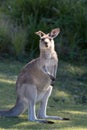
[41,38,45,41]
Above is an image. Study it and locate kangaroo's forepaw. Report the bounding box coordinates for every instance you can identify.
[49,74,55,81]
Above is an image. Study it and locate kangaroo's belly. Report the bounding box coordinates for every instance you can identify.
[36,85,52,102]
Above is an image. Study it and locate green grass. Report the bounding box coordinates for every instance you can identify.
[0,59,87,130]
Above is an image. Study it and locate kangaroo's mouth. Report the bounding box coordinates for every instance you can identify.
[45,44,48,47]
[44,42,48,47]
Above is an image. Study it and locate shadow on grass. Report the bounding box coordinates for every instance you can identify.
[0,104,87,130]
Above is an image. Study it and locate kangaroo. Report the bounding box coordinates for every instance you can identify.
[0,28,69,123]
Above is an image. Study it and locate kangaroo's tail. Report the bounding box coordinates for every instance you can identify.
[0,97,27,117]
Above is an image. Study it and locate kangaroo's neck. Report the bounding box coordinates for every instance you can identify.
[40,49,53,60]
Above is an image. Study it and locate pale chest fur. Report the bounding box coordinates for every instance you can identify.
[44,51,58,67]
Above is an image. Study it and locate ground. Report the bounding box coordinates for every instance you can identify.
[0,59,87,130]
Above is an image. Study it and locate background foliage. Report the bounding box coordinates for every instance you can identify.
[0,0,87,61]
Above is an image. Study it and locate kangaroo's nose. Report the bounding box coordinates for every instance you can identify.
[44,42,48,47]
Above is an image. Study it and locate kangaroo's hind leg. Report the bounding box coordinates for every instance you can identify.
[24,84,37,121]
[26,84,52,123]
[37,85,69,120]
[37,85,53,118]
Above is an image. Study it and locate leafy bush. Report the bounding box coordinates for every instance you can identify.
[0,0,87,61]
[0,14,27,58]
[0,14,12,54]
[11,25,27,57]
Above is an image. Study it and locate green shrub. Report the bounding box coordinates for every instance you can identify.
[0,14,12,54]
[0,14,27,58]
[0,0,87,61]
[11,25,27,57]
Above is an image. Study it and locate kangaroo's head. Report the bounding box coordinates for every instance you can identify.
[35,28,60,50]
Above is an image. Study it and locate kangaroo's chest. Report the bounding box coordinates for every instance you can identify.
[45,53,58,67]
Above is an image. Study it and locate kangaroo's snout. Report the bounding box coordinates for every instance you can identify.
[44,42,48,47]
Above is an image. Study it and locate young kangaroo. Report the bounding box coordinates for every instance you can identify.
[0,28,69,123]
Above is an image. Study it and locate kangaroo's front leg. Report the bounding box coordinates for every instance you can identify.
[42,65,55,81]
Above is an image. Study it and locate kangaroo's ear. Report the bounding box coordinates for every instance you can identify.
[49,28,60,38]
[35,31,45,38]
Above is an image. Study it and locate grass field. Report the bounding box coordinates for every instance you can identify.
[0,59,87,130]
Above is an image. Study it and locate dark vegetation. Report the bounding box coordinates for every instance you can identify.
[0,0,87,61]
